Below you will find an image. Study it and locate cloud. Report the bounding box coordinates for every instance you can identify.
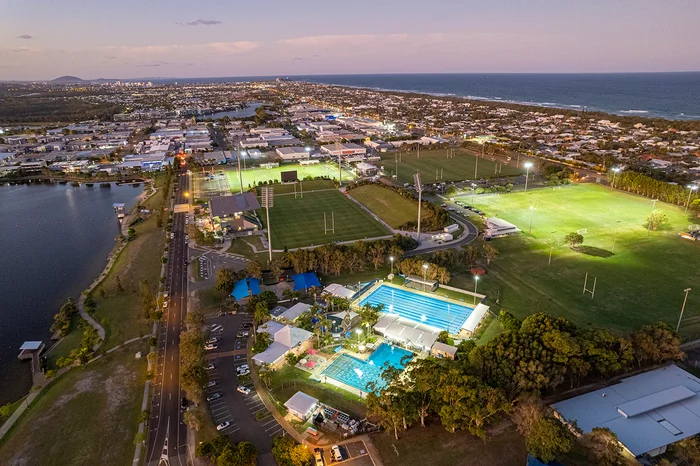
[177,19,221,27]
[137,61,170,67]
[17,34,33,39]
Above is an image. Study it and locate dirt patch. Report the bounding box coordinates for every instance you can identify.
[104,364,136,416]
[52,372,98,411]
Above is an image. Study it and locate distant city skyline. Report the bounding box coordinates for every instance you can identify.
[1,0,699,81]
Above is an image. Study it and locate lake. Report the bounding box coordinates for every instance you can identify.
[0,182,139,404]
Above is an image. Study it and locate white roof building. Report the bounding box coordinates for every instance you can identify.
[277,303,312,322]
[552,365,700,457]
[284,391,319,420]
[323,284,356,300]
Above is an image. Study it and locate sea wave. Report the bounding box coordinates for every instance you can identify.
[619,110,649,114]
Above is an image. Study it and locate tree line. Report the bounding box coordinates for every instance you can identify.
[611,170,698,207]
[367,311,683,463]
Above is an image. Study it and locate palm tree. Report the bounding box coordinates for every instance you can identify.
[253,302,270,342]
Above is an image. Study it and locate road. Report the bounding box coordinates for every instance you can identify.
[146,169,191,465]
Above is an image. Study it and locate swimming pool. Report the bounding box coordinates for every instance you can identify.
[322,343,413,393]
[359,284,474,334]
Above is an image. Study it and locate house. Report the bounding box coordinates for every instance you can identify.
[430,341,458,360]
[209,193,262,232]
[284,391,319,421]
[253,323,314,368]
[552,365,700,458]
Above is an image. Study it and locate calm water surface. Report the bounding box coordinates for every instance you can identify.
[0,183,139,404]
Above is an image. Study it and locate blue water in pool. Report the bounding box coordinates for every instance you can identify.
[322,343,413,393]
[359,284,474,334]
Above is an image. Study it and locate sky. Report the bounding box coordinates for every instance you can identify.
[1,0,699,81]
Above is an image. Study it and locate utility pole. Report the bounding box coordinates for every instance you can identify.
[414,172,423,244]
[261,187,274,261]
[237,140,244,194]
[677,288,692,333]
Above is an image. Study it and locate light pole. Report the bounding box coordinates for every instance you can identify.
[422,263,429,291]
[686,185,697,212]
[261,187,274,261]
[471,182,476,206]
[237,140,245,194]
[356,328,363,344]
[473,275,479,304]
[529,206,535,234]
[611,167,620,189]
[524,162,533,192]
[389,256,394,275]
[676,288,692,333]
[414,172,423,244]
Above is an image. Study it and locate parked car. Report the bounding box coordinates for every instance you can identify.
[237,385,251,395]
[204,381,217,388]
[314,448,325,466]
[204,343,218,350]
[205,363,215,371]
[181,397,188,410]
[216,421,231,431]
[206,337,220,344]
[162,300,169,309]
[330,445,343,462]
[206,392,221,401]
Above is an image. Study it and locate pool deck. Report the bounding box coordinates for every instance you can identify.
[353,280,481,312]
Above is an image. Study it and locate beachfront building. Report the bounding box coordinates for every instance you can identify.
[552,365,700,458]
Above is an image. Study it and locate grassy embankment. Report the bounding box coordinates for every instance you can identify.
[449,183,700,338]
[0,342,148,466]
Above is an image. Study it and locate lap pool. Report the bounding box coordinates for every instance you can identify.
[322,343,413,393]
[359,284,474,334]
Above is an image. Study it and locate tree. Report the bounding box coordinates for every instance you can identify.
[563,232,584,248]
[127,228,137,239]
[404,358,440,427]
[526,418,573,463]
[646,210,668,231]
[670,436,700,466]
[630,322,683,367]
[253,302,271,340]
[257,290,279,309]
[483,243,498,265]
[358,303,382,327]
[115,275,125,293]
[183,409,204,431]
[258,363,273,389]
[252,331,272,354]
[497,310,522,332]
[585,427,623,466]
[512,394,544,437]
[244,260,262,279]
[436,330,454,346]
[215,268,236,295]
[271,436,313,466]
[365,389,405,440]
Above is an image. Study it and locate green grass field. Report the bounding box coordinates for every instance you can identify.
[260,190,390,249]
[348,185,419,228]
[0,343,148,466]
[453,184,700,338]
[225,162,355,193]
[380,147,522,184]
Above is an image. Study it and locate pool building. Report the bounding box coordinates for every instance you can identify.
[358,282,489,350]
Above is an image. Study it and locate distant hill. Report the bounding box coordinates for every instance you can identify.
[50,75,86,84]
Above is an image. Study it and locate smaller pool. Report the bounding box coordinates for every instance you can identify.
[322,343,413,393]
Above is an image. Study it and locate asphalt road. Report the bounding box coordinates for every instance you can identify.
[146,170,191,465]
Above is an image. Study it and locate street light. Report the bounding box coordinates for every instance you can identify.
[677,288,692,333]
[647,198,658,236]
[356,328,363,344]
[473,275,480,304]
[414,172,423,244]
[237,140,245,194]
[389,256,394,275]
[686,185,698,212]
[471,182,477,206]
[611,167,621,189]
[422,263,429,291]
[524,162,533,192]
[529,206,535,234]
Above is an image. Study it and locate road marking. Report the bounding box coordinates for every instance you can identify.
[251,406,267,414]
[260,418,277,427]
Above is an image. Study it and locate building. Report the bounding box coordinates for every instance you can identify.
[275,147,310,161]
[355,162,378,177]
[430,341,458,360]
[284,391,319,421]
[552,365,700,458]
[274,302,312,323]
[209,193,262,232]
[253,323,314,368]
[200,151,229,165]
[483,217,521,239]
[320,143,367,157]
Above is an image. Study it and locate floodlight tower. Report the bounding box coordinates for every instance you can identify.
[686,185,698,212]
[414,172,423,244]
[261,187,274,261]
[237,140,245,194]
[524,162,533,192]
[611,167,621,189]
[337,141,343,187]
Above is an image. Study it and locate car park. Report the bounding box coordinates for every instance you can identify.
[206,392,221,401]
[330,445,343,462]
[216,421,231,431]
[236,385,250,395]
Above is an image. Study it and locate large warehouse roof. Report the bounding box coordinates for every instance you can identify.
[552,365,700,456]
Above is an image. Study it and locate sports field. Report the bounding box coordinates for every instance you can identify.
[453,184,700,338]
[225,162,355,193]
[348,184,419,228]
[380,147,522,184]
[261,190,390,249]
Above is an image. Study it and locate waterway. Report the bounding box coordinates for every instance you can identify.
[0,182,139,405]
[196,102,263,120]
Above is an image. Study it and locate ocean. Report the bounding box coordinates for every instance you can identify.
[151,72,700,121]
[0,183,139,404]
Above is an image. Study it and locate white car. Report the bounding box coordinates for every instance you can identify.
[205,363,215,371]
[236,385,251,395]
[204,381,217,388]
[162,300,169,309]
[204,343,218,351]
[216,421,231,431]
[330,445,343,462]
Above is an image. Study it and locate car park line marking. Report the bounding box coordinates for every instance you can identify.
[251,406,267,414]
[260,418,277,427]
[265,423,282,432]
